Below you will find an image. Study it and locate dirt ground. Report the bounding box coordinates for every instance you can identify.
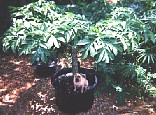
[0,55,155,115]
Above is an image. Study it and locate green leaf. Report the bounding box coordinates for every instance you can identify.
[40,50,45,62]
[57,37,66,43]
[47,35,56,48]
[150,54,155,63]
[65,31,72,43]
[93,41,102,50]
[100,34,113,38]
[104,55,109,63]
[30,51,38,63]
[82,49,89,59]
[53,37,59,48]
[90,45,96,57]
[120,37,127,51]
[11,41,16,53]
[2,42,10,52]
[39,43,48,49]
[77,39,91,45]
[97,49,105,63]
[112,47,118,56]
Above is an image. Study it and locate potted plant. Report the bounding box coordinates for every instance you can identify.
[3,0,156,113]
[2,0,114,113]
[52,43,98,113]
[49,9,99,113]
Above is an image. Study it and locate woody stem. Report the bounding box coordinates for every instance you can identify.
[72,47,79,75]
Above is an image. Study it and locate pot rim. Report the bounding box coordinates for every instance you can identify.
[52,67,98,91]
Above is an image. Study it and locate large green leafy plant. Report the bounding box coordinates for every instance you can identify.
[91,0,156,104]
[2,0,156,102]
[3,0,89,63]
[2,0,92,66]
[3,0,60,63]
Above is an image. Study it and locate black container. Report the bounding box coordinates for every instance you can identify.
[52,68,98,114]
[33,60,57,77]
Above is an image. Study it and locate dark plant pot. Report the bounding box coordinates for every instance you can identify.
[52,68,98,114]
[33,61,57,77]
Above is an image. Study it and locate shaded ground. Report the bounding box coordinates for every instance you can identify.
[0,55,155,115]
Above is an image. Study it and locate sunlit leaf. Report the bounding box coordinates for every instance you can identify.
[82,49,89,59]
[103,54,110,63]
[58,37,66,43]
[77,39,91,45]
[53,37,59,48]
[90,45,96,57]
[112,47,118,56]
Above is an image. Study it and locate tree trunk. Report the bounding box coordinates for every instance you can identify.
[72,47,79,75]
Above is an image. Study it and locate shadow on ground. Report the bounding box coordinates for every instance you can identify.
[0,55,155,115]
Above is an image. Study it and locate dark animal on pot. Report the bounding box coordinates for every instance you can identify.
[73,73,88,93]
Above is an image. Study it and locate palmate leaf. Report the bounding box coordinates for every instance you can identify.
[18,46,26,56]
[65,30,74,43]
[80,43,91,59]
[30,47,50,63]
[11,41,17,53]
[93,41,102,50]
[104,38,121,56]
[150,54,155,63]
[112,46,118,56]
[57,37,66,43]
[40,50,45,62]
[53,37,60,48]
[18,44,34,56]
[97,49,105,63]
[96,45,118,63]
[38,47,48,63]
[106,50,114,61]
[77,39,91,45]
[47,35,59,48]
[55,32,66,42]
[31,50,38,63]
[147,54,155,63]
[126,20,144,32]
[2,42,10,52]
[103,54,110,63]
[137,49,156,64]
[120,36,128,51]
[102,49,114,63]
[89,45,96,57]
[82,49,89,59]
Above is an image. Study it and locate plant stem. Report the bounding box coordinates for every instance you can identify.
[72,47,79,75]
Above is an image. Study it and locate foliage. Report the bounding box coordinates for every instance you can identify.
[93,0,156,103]
[3,0,90,63]
[2,0,156,103]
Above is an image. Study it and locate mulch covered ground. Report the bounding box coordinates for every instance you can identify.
[0,54,155,115]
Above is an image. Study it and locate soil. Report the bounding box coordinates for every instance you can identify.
[0,54,155,115]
